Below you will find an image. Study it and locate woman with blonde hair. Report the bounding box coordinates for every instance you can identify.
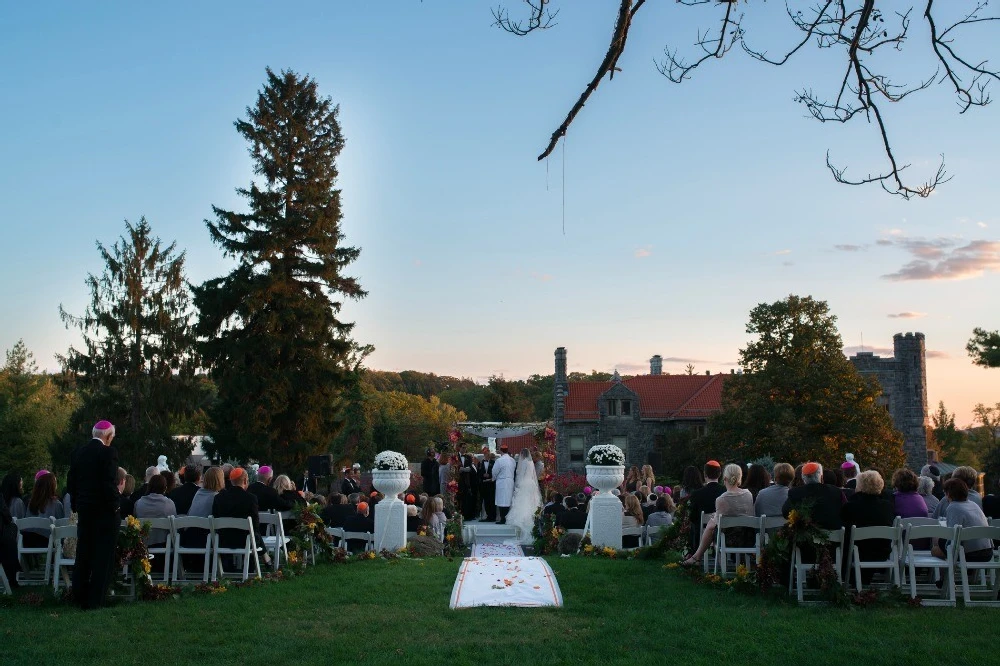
[682,463,753,566]
[621,494,645,548]
[639,465,655,492]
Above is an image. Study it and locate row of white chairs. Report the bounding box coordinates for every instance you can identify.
[700,513,1000,605]
[6,513,293,593]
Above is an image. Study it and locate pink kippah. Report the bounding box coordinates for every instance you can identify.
[258,465,272,476]
[94,420,113,430]
[841,461,855,470]
[35,469,51,480]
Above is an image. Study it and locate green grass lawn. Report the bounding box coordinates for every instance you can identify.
[4,557,1000,666]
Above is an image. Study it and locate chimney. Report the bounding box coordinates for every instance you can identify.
[555,347,567,387]
[650,355,662,376]
[705,370,710,376]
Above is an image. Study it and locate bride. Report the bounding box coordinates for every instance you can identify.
[506,449,542,544]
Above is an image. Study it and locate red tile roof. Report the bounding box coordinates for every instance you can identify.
[563,374,728,421]
[495,433,537,454]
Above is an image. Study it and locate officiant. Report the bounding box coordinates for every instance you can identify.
[492,444,516,525]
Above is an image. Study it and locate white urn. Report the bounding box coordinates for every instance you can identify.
[586,465,625,495]
[371,469,411,500]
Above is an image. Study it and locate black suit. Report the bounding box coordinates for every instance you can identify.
[67,438,120,609]
[340,476,361,497]
[687,481,725,551]
[543,503,565,518]
[211,486,263,550]
[343,512,374,553]
[478,459,496,521]
[782,483,846,530]
[248,481,295,513]
[421,458,441,496]
[168,482,199,515]
[321,503,355,529]
[118,492,135,520]
[556,508,587,530]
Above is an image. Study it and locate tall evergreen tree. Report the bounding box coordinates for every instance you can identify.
[193,68,367,471]
[58,218,200,473]
[706,295,906,473]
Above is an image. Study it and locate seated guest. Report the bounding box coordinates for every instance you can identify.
[273,475,306,533]
[622,494,645,548]
[918,475,940,516]
[933,466,982,518]
[343,502,374,552]
[842,463,858,492]
[646,495,676,533]
[683,464,754,566]
[891,468,928,519]
[1,490,20,588]
[983,477,1000,520]
[556,496,587,530]
[249,466,295,513]
[405,504,422,532]
[841,470,895,584]
[168,466,201,515]
[755,463,793,517]
[221,463,234,489]
[543,493,564,517]
[686,460,725,552]
[134,474,177,545]
[130,466,159,502]
[1,473,26,520]
[679,466,703,500]
[920,464,944,499]
[782,462,844,530]
[23,472,66,548]
[744,464,771,501]
[180,467,224,573]
[159,469,177,495]
[117,468,135,519]
[933,478,993,564]
[422,497,447,536]
[321,493,353,528]
[212,467,268,561]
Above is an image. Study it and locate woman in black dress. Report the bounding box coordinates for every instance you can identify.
[458,454,479,521]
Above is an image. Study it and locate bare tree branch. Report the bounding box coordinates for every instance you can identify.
[492,0,558,36]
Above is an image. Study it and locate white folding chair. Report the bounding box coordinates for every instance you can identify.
[955,525,1000,607]
[621,526,645,551]
[0,560,11,595]
[325,527,345,549]
[259,512,290,571]
[211,517,261,582]
[759,516,787,547]
[171,516,213,584]
[53,517,74,528]
[143,517,175,584]
[715,516,762,576]
[698,512,715,573]
[898,517,945,587]
[51,524,77,593]
[903,524,956,606]
[15,517,54,586]
[342,531,375,553]
[846,524,900,592]
[789,528,844,603]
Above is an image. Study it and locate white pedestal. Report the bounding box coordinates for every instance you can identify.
[374,499,407,552]
[589,494,623,550]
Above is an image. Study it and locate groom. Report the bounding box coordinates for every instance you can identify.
[492,443,516,524]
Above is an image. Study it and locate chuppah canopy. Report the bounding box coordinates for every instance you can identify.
[456,422,546,451]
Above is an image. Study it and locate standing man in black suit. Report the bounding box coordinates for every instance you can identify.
[478,450,496,522]
[340,467,361,496]
[67,420,120,609]
[421,449,441,496]
[687,460,725,552]
[168,465,201,515]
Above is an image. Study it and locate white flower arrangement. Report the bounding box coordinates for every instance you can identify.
[587,444,625,466]
[374,450,409,471]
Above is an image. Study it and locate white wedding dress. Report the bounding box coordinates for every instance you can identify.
[507,453,542,544]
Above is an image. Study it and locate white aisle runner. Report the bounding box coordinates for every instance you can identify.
[471,542,524,558]
[449,555,563,609]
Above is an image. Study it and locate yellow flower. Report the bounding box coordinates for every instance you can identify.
[582,545,594,554]
[126,515,140,530]
[288,551,300,564]
[664,562,680,569]
[735,564,749,578]
[141,558,151,574]
[787,510,799,526]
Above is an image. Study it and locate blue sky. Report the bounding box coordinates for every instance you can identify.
[1,1,997,426]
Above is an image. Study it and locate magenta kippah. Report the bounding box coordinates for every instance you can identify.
[94,420,113,430]
[841,461,855,470]
[258,465,272,476]
[35,469,50,480]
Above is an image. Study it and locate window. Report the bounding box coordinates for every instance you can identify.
[606,399,632,417]
[607,399,618,416]
[691,424,707,439]
[612,436,627,450]
[620,400,632,416]
[569,437,585,463]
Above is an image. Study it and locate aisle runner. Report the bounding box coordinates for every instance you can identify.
[471,542,524,558]
[449,557,563,609]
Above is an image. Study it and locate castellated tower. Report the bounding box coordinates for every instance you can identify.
[553,347,568,469]
[849,332,929,470]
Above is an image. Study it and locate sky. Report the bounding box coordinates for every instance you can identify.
[0,1,997,427]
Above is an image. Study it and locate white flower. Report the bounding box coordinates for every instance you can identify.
[587,444,625,466]
[374,451,409,471]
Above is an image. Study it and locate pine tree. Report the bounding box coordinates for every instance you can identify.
[193,68,367,471]
[706,295,906,473]
[58,218,200,473]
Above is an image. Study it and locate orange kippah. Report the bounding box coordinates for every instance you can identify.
[706,460,721,468]
[229,467,246,482]
[357,502,369,513]
[802,462,820,475]
[370,491,379,498]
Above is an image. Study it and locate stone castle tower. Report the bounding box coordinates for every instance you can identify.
[848,332,929,470]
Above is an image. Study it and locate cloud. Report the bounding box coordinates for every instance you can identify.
[979,222,989,229]
[634,246,652,258]
[887,312,926,319]
[774,249,791,255]
[926,350,950,359]
[614,362,649,374]
[881,237,1000,281]
[529,272,554,282]
[834,244,867,252]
